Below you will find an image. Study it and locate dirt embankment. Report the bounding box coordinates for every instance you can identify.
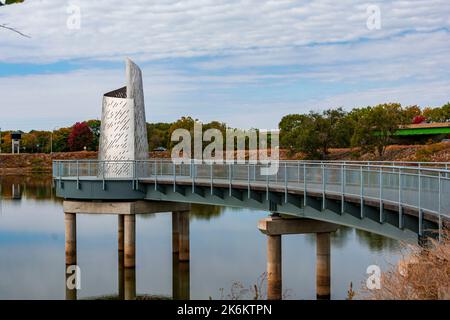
[0,151,172,175]
[1,143,450,175]
[291,143,450,162]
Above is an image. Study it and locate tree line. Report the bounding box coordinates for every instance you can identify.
[1,102,449,156]
[279,102,450,158]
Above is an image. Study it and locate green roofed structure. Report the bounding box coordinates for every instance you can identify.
[394,122,450,136]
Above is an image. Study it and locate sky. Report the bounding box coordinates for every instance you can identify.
[0,0,449,131]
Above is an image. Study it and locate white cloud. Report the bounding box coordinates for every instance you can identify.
[0,0,449,63]
[0,66,448,131]
[0,0,449,130]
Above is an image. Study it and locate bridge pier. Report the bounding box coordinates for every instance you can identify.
[124,266,136,300]
[172,210,190,299]
[258,216,338,300]
[172,211,180,254]
[118,249,125,299]
[65,212,77,265]
[173,254,190,300]
[118,215,124,252]
[124,215,136,268]
[178,211,190,262]
[267,234,282,300]
[316,232,331,300]
[62,200,190,299]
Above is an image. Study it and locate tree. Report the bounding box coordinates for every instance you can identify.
[85,119,101,150]
[279,113,322,158]
[279,108,352,159]
[147,122,172,150]
[52,128,71,152]
[351,103,404,157]
[0,131,12,153]
[403,105,422,123]
[68,122,93,151]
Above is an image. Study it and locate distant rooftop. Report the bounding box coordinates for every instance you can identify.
[395,122,450,136]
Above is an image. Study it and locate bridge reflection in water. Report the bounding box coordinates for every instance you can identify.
[54,160,450,300]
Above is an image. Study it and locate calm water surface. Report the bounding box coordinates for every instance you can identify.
[0,175,402,300]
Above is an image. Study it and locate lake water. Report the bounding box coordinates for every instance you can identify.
[0,175,402,300]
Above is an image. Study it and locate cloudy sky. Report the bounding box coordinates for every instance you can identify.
[0,0,449,130]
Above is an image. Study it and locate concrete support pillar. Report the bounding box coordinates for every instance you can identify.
[172,254,190,300]
[65,213,77,265]
[118,215,125,299]
[124,267,136,300]
[124,215,136,268]
[316,232,331,300]
[172,211,180,254]
[172,254,180,300]
[65,266,77,300]
[178,261,190,300]
[267,235,282,300]
[118,215,124,252]
[118,250,124,300]
[178,211,190,262]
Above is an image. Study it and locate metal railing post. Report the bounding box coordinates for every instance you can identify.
[133,160,137,190]
[398,168,402,229]
[341,164,345,214]
[379,167,383,223]
[173,162,176,192]
[229,163,232,197]
[360,165,364,219]
[210,163,213,195]
[438,172,442,242]
[76,160,80,190]
[284,162,288,203]
[418,168,422,236]
[322,163,325,210]
[154,160,157,190]
[248,163,251,199]
[102,161,106,190]
[59,161,62,188]
[303,163,307,207]
[191,160,195,193]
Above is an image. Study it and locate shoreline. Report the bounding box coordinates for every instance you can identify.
[1,143,450,175]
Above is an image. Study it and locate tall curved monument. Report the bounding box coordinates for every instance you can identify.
[98,58,149,177]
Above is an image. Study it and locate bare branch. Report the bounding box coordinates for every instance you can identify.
[0,23,30,38]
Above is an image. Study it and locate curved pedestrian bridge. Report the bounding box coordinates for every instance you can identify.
[53,160,449,241]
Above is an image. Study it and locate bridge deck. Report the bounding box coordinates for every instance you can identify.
[53,160,450,240]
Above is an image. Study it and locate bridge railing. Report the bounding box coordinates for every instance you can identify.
[53,159,450,235]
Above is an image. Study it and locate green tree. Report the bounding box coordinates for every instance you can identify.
[402,105,422,123]
[279,113,322,158]
[147,122,172,150]
[52,127,71,152]
[86,119,101,151]
[351,103,404,157]
[279,108,352,159]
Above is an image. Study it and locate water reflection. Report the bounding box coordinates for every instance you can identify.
[0,174,56,202]
[0,175,402,300]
